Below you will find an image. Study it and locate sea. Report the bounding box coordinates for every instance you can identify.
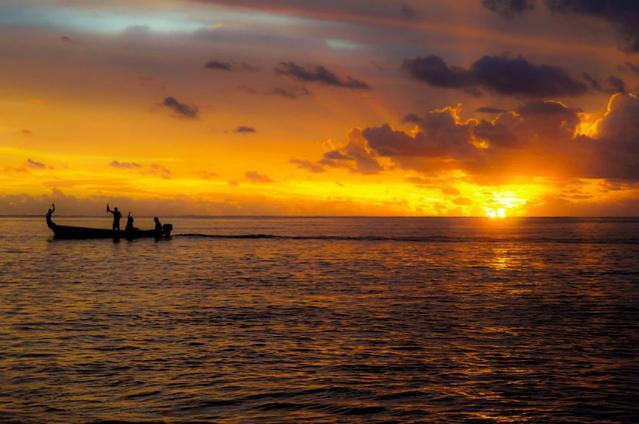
[1,216,638,423]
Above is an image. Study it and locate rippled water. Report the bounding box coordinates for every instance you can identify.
[1,216,638,423]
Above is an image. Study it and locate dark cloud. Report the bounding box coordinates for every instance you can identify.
[323,150,351,160]
[583,72,604,92]
[587,93,639,179]
[111,161,171,179]
[245,171,273,183]
[402,113,423,124]
[235,126,256,133]
[403,54,587,97]
[472,55,588,97]
[149,164,172,179]
[22,129,32,136]
[607,75,627,93]
[318,130,383,174]
[516,99,579,116]
[204,60,257,71]
[275,62,371,90]
[26,159,49,169]
[204,60,232,71]
[583,73,627,93]
[289,159,325,173]
[238,85,311,99]
[514,99,581,140]
[466,100,581,157]
[364,106,476,166]
[618,62,639,76]
[547,0,639,52]
[110,160,141,169]
[481,0,536,16]
[162,97,199,119]
[476,106,507,114]
[483,0,639,52]
[312,93,639,181]
[271,86,311,99]
[402,55,474,90]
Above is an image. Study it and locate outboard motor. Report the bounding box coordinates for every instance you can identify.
[162,223,173,237]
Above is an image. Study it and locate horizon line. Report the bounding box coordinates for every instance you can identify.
[2,214,639,219]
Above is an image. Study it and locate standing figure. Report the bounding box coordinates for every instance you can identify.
[125,212,137,232]
[45,203,56,229]
[154,217,162,238]
[106,204,122,231]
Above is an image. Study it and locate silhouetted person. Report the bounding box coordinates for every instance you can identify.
[125,212,137,232]
[106,204,122,231]
[45,203,55,229]
[154,217,162,237]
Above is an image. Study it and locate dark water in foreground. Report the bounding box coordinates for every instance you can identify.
[1,216,638,423]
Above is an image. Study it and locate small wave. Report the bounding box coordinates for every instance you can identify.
[175,233,639,245]
[122,389,163,400]
[376,390,430,401]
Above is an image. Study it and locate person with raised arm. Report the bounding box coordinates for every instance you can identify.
[154,217,162,238]
[106,204,122,231]
[45,203,56,229]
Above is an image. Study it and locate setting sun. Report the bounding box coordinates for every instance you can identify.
[485,207,507,219]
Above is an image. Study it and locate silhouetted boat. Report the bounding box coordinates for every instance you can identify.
[47,220,173,240]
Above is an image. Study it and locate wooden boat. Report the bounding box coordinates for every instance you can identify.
[47,219,173,240]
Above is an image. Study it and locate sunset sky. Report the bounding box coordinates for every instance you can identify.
[2,0,639,216]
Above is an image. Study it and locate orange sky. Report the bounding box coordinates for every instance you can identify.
[1,0,639,216]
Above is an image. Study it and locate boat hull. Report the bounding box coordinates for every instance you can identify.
[49,224,170,240]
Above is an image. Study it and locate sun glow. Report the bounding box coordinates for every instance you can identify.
[485,207,507,219]
[575,112,599,138]
[483,190,529,218]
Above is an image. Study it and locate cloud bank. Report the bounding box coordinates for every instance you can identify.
[483,0,639,52]
[301,93,639,182]
[403,54,588,97]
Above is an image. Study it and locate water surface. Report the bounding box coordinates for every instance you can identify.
[1,217,638,422]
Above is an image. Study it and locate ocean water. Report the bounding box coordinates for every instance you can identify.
[1,216,638,423]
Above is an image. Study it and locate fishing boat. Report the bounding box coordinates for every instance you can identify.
[47,219,173,240]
